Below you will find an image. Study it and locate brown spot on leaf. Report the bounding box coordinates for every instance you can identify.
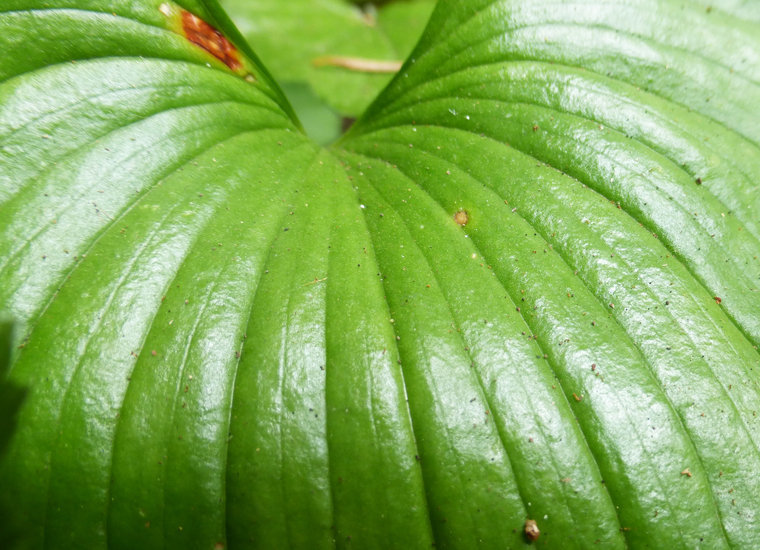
[524,519,540,542]
[454,210,469,226]
[181,10,242,71]
[714,296,722,305]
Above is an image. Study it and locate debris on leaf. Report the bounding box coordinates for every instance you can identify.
[524,519,540,542]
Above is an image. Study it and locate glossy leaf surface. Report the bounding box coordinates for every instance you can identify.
[0,0,759,549]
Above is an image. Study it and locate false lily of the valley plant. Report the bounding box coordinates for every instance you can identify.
[1,0,759,548]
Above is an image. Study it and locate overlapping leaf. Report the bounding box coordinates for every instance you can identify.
[0,320,27,550]
[0,0,759,549]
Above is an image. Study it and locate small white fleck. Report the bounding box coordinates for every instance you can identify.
[448,108,457,116]
[159,2,171,16]
[360,204,366,209]
[465,115,470,120]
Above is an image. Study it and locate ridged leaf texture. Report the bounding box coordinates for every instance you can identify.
[1,0,759,548]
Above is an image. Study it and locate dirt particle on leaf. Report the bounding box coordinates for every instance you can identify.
[714,296,722,304]
[524,519,540,542]
[681,468,692,477]
[454,210,469,226]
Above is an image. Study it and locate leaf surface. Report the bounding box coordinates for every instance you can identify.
[0,0,759,549]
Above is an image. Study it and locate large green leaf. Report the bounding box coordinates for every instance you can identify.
[1,0,759,549]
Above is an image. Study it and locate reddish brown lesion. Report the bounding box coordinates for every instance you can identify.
[181,10,242,71]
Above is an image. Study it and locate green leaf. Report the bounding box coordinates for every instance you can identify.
[279,81,343,146]
[1,320,28,550]
[1,320,18,455]
[220,0,436,116]
[1,0,759,549]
